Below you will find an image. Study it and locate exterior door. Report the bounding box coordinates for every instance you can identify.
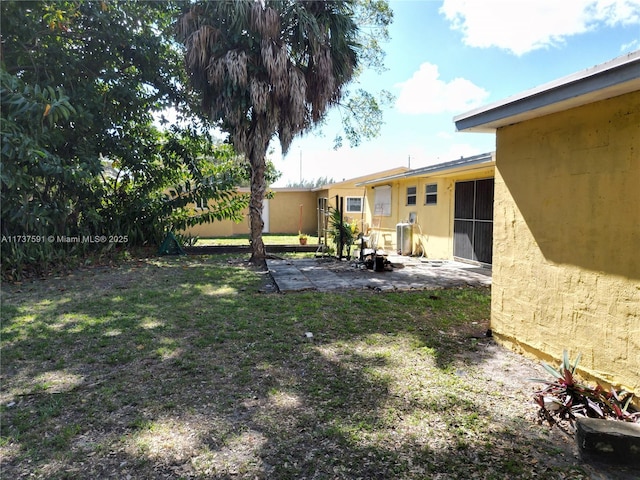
[453,178,494,265]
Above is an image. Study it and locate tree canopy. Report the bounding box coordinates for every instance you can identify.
[0,1,251,279]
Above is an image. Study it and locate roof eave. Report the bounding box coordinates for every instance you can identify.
[311,167,410,191]
[356,152,495,186]
[454,50,640,133]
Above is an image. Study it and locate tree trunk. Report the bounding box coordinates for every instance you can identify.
[248,142,268,268]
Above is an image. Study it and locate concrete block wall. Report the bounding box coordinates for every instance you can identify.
[492,90,640,396]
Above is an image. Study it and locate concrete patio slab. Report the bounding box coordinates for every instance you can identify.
[267,256,491,293]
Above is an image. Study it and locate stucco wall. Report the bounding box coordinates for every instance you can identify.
[493,90,640,394]
[363,166,494,259]
[182,172,405,239]
[182,189,317,237]
[314,186,368,236]
[364,183,402,251]
[186,215,240,237]
[268,190,317,234]
[395,178,449,258]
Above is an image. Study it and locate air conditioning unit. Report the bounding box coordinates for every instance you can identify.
[396,223,413,256]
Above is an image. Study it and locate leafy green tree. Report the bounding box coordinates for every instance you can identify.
[0,1,251,278]
[0,69,90,278]
[95,127,251,247]
[177,0,392,265]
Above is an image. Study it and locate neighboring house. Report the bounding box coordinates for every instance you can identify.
[454,51,640,396]
[182,167,409,238]
[183,187,317,237]
[356,153,495,263]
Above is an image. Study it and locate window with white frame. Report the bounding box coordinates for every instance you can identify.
[345,196,363,213]
[425,183,437,205]
[406,186,417,205]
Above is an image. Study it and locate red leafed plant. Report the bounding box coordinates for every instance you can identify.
[532,350,640,426]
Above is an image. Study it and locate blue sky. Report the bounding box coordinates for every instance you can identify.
[270,0,640,186]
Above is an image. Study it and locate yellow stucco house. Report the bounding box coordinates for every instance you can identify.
[356,153,496,264]
[182,167,408,238]
[454,51,640,396]
[184,187,317,238]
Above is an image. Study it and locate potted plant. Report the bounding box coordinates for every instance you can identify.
[297,204,307,245]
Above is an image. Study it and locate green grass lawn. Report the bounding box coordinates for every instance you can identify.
[1,255,591,479]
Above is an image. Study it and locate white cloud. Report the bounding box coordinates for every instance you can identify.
[621,39,640,51]
[437,131,454,140]
[440,0,640,56]
[395,62,489,115]
[590,0,640,25]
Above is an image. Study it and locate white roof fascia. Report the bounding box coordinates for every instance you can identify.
[454,50,640,133]
[356,152,494,187]
[312,167,410,191]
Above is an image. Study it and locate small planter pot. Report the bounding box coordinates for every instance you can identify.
[299,237,308,245]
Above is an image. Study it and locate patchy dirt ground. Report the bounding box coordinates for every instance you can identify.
[419,307,640,480]
[2,255,638,479]
[263,258,638,479]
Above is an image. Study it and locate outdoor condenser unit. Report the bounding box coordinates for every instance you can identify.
[396,223,413,256]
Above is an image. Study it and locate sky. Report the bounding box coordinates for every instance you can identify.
[269,0,640,187]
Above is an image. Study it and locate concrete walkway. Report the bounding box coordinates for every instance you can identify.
[266,256,491,293]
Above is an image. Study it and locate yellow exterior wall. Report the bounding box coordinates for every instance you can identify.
[492,90,640,395]
[319,168,410,237]
[268,190,317,234]
[180,169,408,239]
[182,189,316,237]
[186,215,239,237]
[363,165,494,259]
[396,178,450,258]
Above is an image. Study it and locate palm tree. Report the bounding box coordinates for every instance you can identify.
[176,0,359,265]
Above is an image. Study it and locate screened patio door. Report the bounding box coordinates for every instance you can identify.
[453,178,494,265]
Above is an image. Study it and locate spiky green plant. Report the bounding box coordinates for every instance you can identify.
[532,350,639,425]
